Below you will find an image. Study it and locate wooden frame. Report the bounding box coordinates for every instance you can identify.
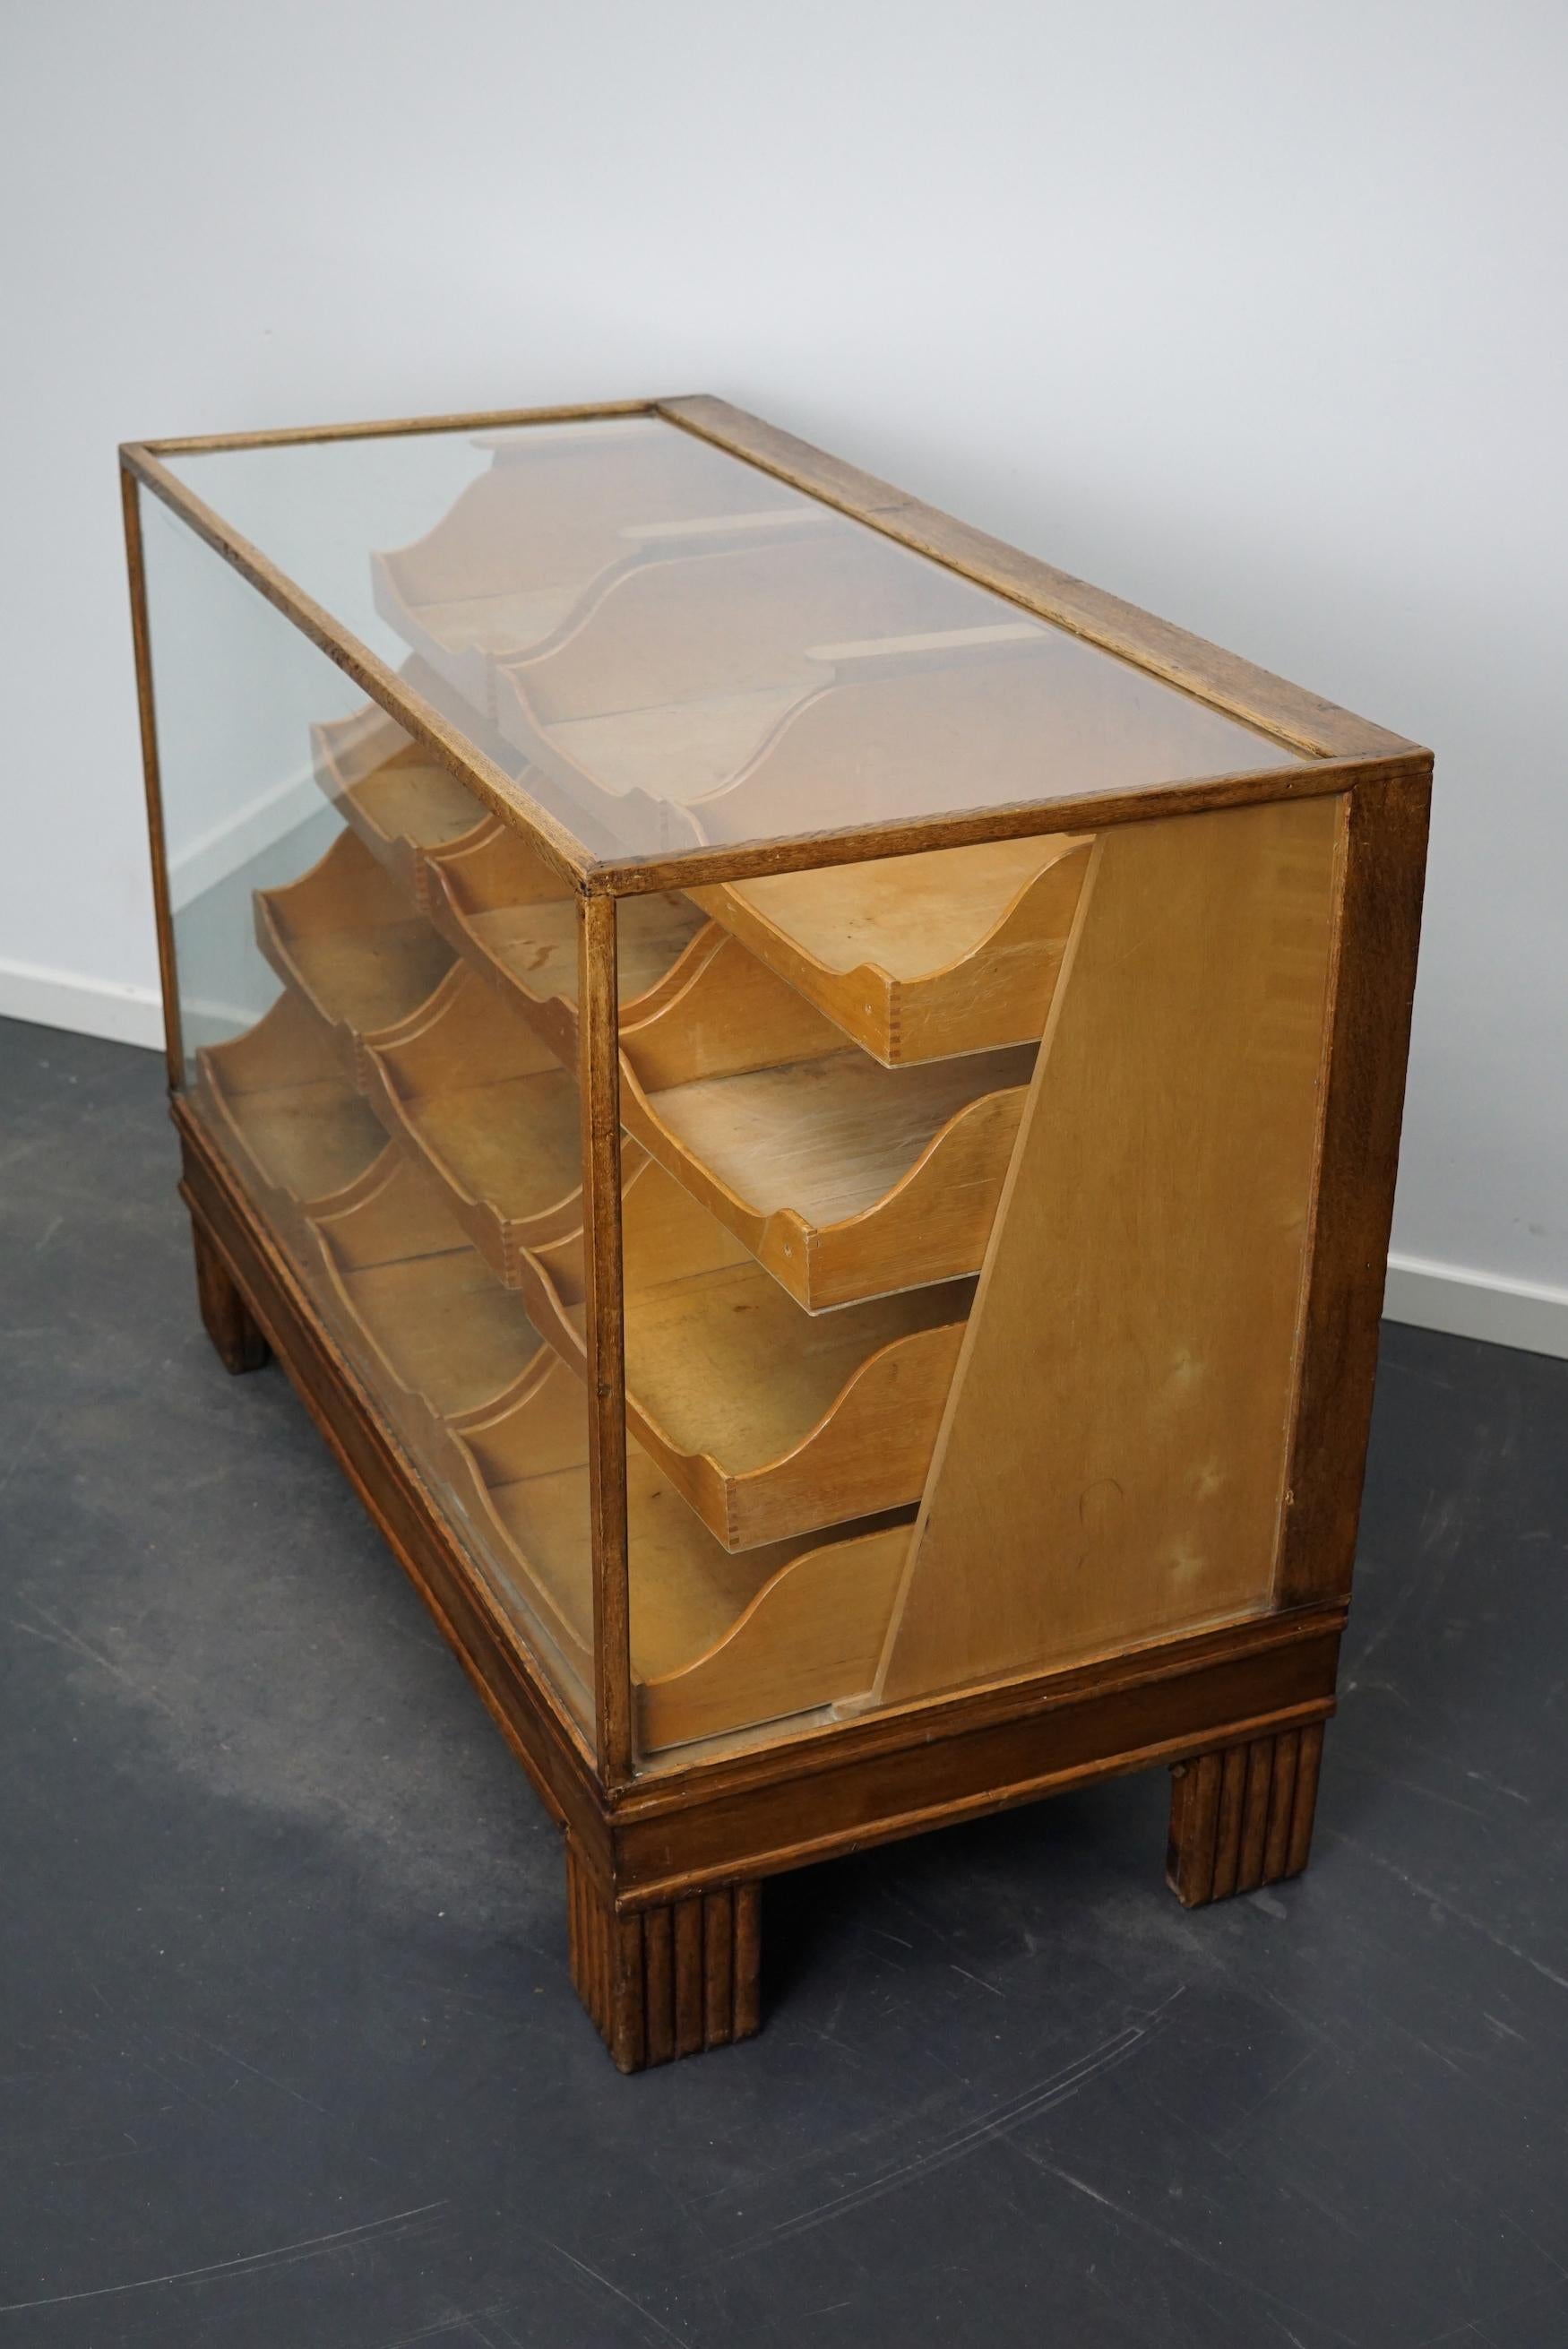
[124,396,1430,2069]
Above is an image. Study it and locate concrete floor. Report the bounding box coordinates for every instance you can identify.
[3,1015,1566,2349]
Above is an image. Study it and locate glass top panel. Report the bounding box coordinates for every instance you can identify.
[168,415,1302,864]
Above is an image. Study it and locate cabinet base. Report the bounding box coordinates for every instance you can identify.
[1167,1722,1324,1905]
[568,1843,760,2072]
[193,1222,271,1373]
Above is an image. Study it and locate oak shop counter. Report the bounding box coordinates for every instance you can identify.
[122,398,1430,2071]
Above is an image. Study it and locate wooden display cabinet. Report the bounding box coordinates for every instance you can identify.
[121,399,1430,2070]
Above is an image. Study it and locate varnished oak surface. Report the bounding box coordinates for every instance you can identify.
[690,832,1092,1064]
[881,793,1343,1701]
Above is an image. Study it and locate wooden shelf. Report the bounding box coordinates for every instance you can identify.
[311,704,490,904]
[492,528,1011,819]
[292,1139,915,1752]
[190,989,388,1236]
[260,839,1022,1313]
[254,829,454,1085]
[358,962,611,1290]
[690,832,1093,1065]
[517,1158,973,1550]
[687,639,1292,847]
[619,929,1035,1308]
[461,1365,913,1753]
[370,419,813,713]
[421,816,711,1065]
[308,1149,551,1424]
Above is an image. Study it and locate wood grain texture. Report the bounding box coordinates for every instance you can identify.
[566,1841,760,2072]
[1277,766,1433,1605]
[879,794,1343,1703]
[495,1148,972,1553]
[586,750,1421,900]
[191,1221,270,1373]
[614,1625,1342,1902]
[689,833,1092,1065]
[636,1524,910,1751]
[1167,1723,1325,1905]
[623,1048,1030,1312]
[618,925,1036,1308]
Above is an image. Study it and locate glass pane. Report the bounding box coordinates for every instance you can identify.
[144,497,597,1737]
[621,791,1343,1772]
[168,416,1301,865]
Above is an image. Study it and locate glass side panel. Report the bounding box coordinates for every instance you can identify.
[167,416,1302,864]
[622,790,1344,1774]
[144,497,598,1739]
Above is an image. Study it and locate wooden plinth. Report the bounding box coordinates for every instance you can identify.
[1167,1723,1325,1905]
[568,1843,760,2071]
[193,1222,271,1373]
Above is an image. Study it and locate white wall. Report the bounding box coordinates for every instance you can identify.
[3,0,1564,1351]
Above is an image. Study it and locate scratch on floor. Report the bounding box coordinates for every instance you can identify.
[1464,1768,1531,1806]
[724,1987,1186,2257]
[544,2241,690,2347]
[9,1598,178,1723]
[0,2201,449,2316]
[176,2027,331,2115]
[1335,1834,1568,1993]
[949,1964,1004,1997]
[11,1602,134,1688]
[1024,2159,1363,2348]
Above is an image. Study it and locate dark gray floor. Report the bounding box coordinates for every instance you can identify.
[2,1016,1565,2349]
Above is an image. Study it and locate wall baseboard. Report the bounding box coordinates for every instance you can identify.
[0,955,165,1051]
[1383,1252,1568,1363]
[3,961,1565,1365]
[167,762,319,911]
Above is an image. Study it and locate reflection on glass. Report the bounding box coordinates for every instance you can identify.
[169,416,1302,862]
[144,500,599,1734]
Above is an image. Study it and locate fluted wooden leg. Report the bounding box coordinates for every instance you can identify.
[566,1842,762,2071]
[1167,1723,1324,1906]
[192,1221,270,1374]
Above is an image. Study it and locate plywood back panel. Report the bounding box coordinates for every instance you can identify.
[877,792,1344,1703]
